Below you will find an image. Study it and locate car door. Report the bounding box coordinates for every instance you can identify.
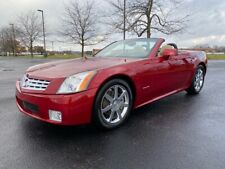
[168,52,194,90]
[135,57,177,105]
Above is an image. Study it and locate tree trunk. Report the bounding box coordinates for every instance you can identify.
[147,29,151,38]
[30,40,33,58]
[146,16,151,38]
[81,43,84,58]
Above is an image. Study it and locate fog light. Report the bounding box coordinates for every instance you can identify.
[49,110,62,122]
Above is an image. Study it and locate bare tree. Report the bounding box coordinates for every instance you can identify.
[62,0,104,58]
[0,27,16,55]
[17,11,42,57]
[108,0,189,38]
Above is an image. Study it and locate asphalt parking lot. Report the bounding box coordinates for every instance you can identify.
[0,58,225,169]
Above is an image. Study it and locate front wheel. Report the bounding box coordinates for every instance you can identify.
[186,65,205,95]
[93,79,133,129]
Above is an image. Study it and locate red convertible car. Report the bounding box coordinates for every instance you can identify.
[16,38,207,129]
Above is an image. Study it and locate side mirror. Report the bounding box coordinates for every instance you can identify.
[162,49,178,59]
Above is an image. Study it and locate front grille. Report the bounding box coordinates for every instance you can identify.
[21,75,50,91]
[23,101,39,113]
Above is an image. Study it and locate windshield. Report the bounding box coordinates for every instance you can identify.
[96,38,158,58]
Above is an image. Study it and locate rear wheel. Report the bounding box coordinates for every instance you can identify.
[93,79,133,129]
[186,65,205,95]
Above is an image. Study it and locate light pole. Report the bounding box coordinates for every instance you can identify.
[9,24,16,56]
[123,0,126,40]
[37,9,47,57]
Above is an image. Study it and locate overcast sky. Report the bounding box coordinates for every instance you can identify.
[0,0,224,51]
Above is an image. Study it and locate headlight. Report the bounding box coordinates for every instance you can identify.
[57,71,97,94]
[19,74,28,88]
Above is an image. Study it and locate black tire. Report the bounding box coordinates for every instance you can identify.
[93,79,133,130]
[186,65,205,95]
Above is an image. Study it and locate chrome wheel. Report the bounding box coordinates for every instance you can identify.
[100,85,129,124]
[194,68,204,92]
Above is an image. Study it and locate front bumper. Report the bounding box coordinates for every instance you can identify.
[16,81,97,125]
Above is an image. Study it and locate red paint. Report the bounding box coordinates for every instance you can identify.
[16,38,207,125]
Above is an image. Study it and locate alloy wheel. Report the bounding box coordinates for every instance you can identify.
[100,85,129,124]
[194,68,204,92]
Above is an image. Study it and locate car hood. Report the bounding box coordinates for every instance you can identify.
[27,57,138,79]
